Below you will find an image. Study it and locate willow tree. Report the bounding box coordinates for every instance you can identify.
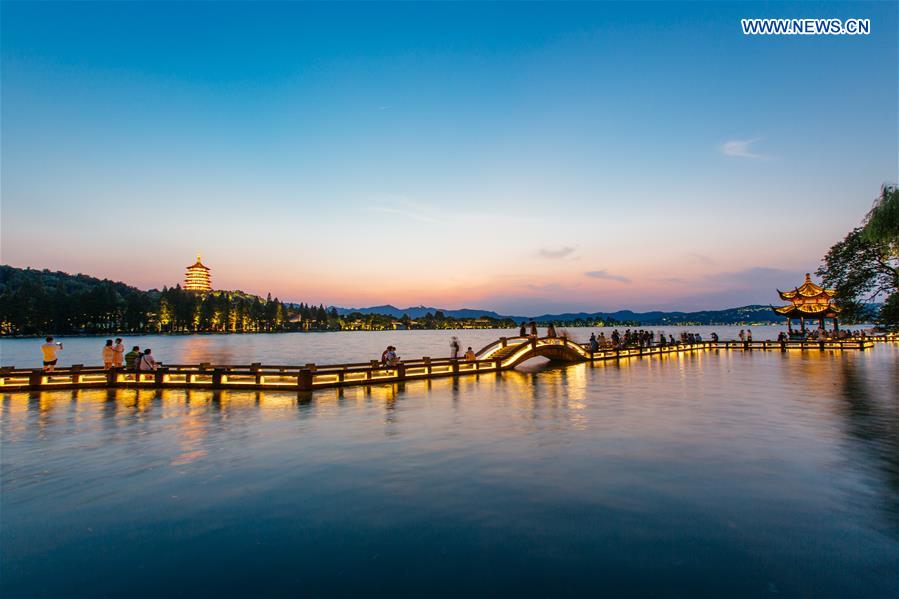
[863,185,899,247]
[818,186,899,327]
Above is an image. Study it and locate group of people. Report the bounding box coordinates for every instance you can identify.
[584,329,723,351]
[449,337,477,361]
[518,321,559,338]
[39,336,159,372]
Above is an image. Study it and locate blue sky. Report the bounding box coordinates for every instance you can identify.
[1,1,896,313]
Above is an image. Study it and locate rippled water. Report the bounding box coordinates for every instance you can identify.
[1,334,897,597]
[2,325,805,368]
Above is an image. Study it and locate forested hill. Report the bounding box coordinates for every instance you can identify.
[0,265,305,335]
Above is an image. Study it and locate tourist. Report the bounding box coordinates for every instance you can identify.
[546,323,557,338]
[589,333,599,352]
[125,346,141,370]
[113,338,124,368]
[384,347,399,367]
[746,329,753,342]
[738,329,745,343]
[41,337,63,372]
[710,332,719,343]
[464,347,476,361]
[102,339,115,369]
[669,334,675,345]
[137,348,158,371]
[380,346,391,365]
[528,321,538,337]
[450,337,460,359]
[519,322,527,337]
[599,332,607,348]
[611,329,620,347]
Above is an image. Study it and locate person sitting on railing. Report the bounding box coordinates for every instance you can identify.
[746,329,753,342]
[599,332,608,348]
[546,323,557,338]
[125,346,141,370]
[384,347,400,367]
[669,334,676,346]
[710,332,719,343]
[528,321,538,337]
[464,347,476,361]
[695,333,703,342]
[589,333,599,352]
[380,346,391,365]
[519,322,527,337]
[137,349,158,371]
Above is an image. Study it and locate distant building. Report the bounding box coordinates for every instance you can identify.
[184,254,212,292]
[772,273,840,332]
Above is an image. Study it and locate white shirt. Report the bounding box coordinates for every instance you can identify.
[41,342,60,361]
[137,354,158,371]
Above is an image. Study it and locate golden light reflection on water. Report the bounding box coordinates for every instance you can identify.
[2,347,895,454]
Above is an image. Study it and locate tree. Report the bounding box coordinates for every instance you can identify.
[817,227,898,325]
[863,185,899,247]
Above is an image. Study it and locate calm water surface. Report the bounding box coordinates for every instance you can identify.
[1,332,897,597]
[3,325,804,368]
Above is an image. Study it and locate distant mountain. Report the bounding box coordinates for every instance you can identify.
[332,304,795,325]
[334,305,514,320]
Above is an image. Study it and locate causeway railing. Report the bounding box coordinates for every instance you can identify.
[0,334,893,393]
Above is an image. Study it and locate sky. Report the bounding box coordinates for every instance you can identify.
[1,1,896,315]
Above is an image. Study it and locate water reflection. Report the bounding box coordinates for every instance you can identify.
[837,348,899,537]
[2,346,897,597]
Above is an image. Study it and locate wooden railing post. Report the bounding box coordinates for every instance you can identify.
[212,368,224,388]
[106,368,117,387]
[500,337,507,347]
[29,369,42,390]
[298,368,313,391]
[396,363,406,381]
[154,368,166,388]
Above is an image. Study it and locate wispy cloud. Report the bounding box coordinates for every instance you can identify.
[688,252,715,265]
[719,138,765,159]
[585,270,631,284]
[369,193,440,223]
[370,206,438,223]
[538,246,577,260]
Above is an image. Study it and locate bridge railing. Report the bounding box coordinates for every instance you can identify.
[0,335,888,392]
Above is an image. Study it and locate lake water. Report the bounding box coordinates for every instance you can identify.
[2,330,897,597]
[0,325,828,369]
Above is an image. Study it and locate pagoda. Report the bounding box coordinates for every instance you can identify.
[184,254,212,292]
[772,273,840,333]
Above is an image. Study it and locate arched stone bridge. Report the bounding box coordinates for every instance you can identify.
[475,336,591,368]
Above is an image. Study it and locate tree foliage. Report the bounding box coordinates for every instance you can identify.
[863,184,899,248]
[817,225,899,326]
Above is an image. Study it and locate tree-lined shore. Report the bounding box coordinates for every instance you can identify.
[0,266,516,336]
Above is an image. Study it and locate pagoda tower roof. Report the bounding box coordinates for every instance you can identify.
[186,254,210,271]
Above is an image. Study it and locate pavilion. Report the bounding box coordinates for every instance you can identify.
[772,273,840,333]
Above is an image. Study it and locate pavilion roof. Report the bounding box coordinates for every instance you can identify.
[772,303,841,318]
[777,273,836,301]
